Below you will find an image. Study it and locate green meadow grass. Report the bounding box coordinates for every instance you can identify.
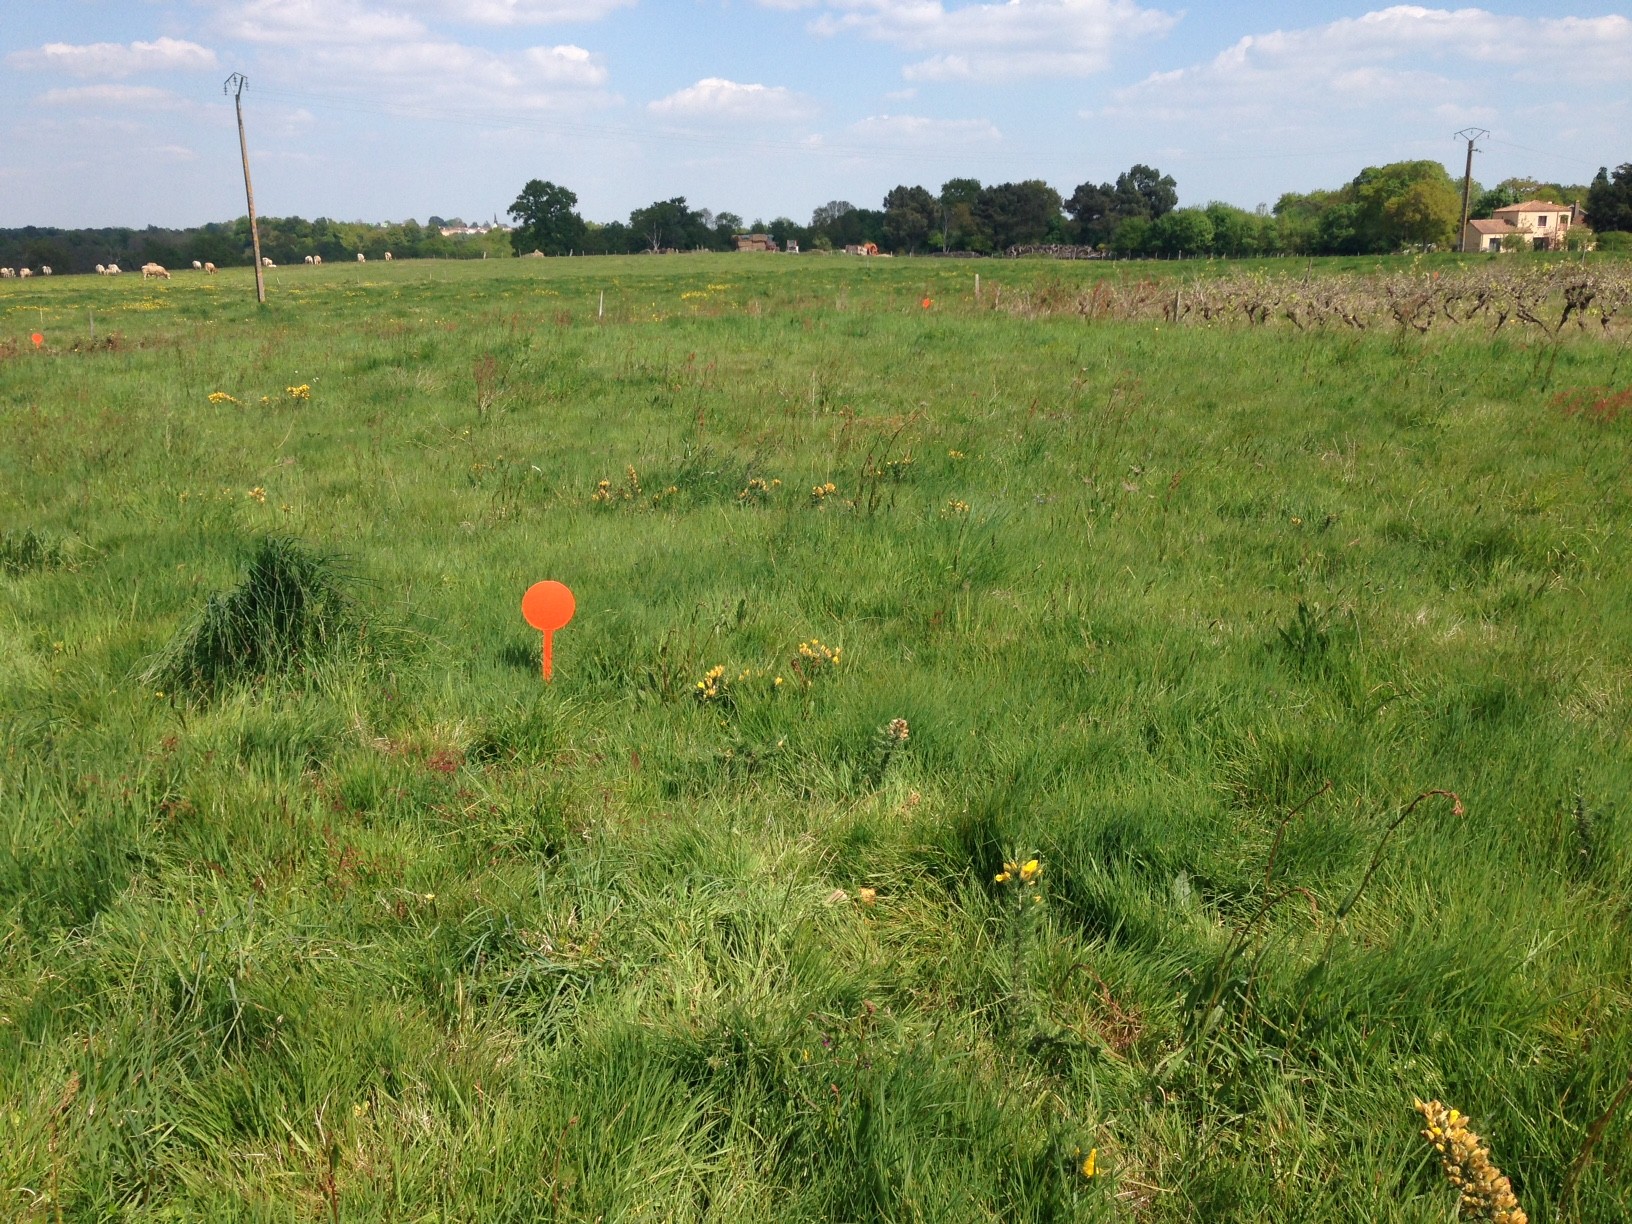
[1,254,1629,1221]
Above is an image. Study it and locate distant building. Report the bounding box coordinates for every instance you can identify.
[733,233,779,252]
[440,224,510,237]
[1462,200,1588,252]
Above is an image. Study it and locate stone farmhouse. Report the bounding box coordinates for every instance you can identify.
[1461,200,1589,252]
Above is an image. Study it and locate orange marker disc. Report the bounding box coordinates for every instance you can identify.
[521,580,575,680]
[31,333,44,347]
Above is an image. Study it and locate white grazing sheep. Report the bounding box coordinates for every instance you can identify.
[18,268,32,279]
[141,263,171,280]
[313,254,322,265]
[203,262,216,274]
[0,268,13,279]
[107,264,121,275]
[383,251,393,262]
[192,260,203,270]
[262,257,275,268]
[356,253,366,262]
[41,266,52,276]
[303,255,314,264]
[95,264,106,275]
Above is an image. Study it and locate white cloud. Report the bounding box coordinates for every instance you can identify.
[200,0,615,111]
[36,85,188,109]
[845,113,1002,145]
[771,0,1176,81]
[1092,7,1632,202]
[648,78,816,121]
[411,0,635,24]
[214,0,428,45]
[143,144,200,163]
[1118,7,1632,120]
[7,38,219,78]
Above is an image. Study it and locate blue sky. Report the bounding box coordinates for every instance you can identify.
[3,1,1628,229]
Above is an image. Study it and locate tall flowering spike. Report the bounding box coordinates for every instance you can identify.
[1414,1099,1527,1224]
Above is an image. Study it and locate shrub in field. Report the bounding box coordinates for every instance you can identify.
[139,536,355,699]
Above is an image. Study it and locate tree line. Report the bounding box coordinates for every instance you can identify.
[0,216,507,276]
[511,160,1631,260]
[5,159,1628,274]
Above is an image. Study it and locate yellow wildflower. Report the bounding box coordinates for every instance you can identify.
[1081,1149,1097,1179]
[1414,1099,1527,1224]
[1019,858,1041,883]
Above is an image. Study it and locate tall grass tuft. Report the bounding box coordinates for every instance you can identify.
[140,536,355,699]
[0,527,69,575]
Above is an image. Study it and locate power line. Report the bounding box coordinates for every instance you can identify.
[1482,137,1599,176]
[238,82,1415,174]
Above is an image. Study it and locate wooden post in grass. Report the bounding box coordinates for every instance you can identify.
[226,73,267,305]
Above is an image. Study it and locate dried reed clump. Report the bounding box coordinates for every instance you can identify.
[1415,1099,1527,1224]
[140,536,355,699]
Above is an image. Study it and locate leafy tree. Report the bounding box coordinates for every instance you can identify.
[1204,202,1276,258]
[937,178,984,251]
[581,220,634,255]
[710,211,745,250]
[1114,165,1178,222]
[975,180,1062,249]
[507,180,585,255]
[1316,202,1365,255]
[767,217,807,249]
[811,200,855,229]
[629,197,707,251]
[1108,216,1151,258]
[1351,160,1460,250]
[1147,208,1214,258]
[882,185,936,253]
[1587,164,1632,232]
[1383,179,1460,249]
[1272,190,1343,254]
[1065,181,1118,246]
[1472,183,1522,218]
[1067,165,1176,247]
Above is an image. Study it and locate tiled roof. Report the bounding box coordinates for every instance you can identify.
[1467,219,1516,233]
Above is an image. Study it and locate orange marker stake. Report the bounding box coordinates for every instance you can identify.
[521,580,576,681]
[31,333,43,348]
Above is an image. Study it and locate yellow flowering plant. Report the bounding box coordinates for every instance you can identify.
[1414,1099,1527,1224]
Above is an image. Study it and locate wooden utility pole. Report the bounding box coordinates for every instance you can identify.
[1455,128,1489,254]
[226,73,266,304]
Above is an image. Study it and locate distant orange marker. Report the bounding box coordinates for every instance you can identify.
[921,298,933,309]
[521,580,575,681]
[30,333,43,347]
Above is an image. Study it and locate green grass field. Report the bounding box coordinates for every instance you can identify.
[2,254,1630,1222]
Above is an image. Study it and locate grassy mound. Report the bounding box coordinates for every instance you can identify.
[140,536,354,699]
